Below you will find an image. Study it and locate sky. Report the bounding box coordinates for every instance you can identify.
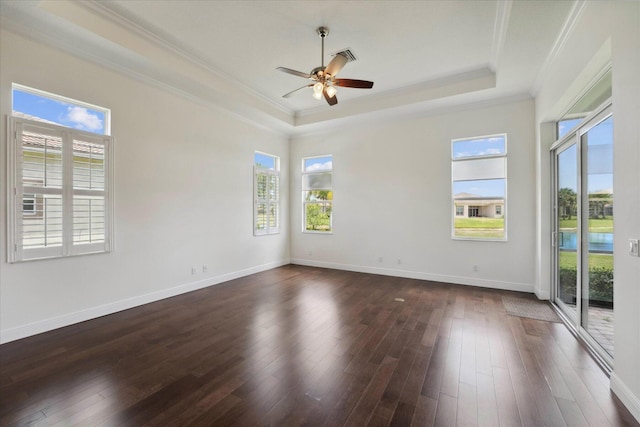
[304,156,332,172]
[12,89,106,135]
[452,135,505,159]
[255,152,277,170]
[453,179,505,198]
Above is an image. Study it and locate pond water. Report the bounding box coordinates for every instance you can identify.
[559,231,613,253]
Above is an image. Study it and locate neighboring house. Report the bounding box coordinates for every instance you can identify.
[454,192,504,218]
[589,190,614,218]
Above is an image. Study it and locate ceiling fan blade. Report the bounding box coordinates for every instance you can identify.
[324,53,348,77]
[276,67,312,79]
[283,84,313,98]
[323,87,338,106]
[334,79,374,89]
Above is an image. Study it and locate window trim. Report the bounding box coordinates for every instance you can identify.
[253,151,280,236]
[302,155,333,234]
[7,116,114,262]
[12,83,111,136]
[451,133,507,242]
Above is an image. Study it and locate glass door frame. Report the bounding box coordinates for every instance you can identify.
[552,138,580,325]
[551,100,613,368]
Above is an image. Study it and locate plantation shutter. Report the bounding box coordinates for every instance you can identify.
[71,134,110,255]
[14,122,65,260]
[9,117,113,262]
[254,166,279,235]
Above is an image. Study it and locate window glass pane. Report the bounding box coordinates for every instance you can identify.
[452,157,506,181]
[452,135,505,159]
[304,156,332,172]
[255,152,276,170]
[302,172,332,190]
[557,70,611,140]
[558,118,583,139]
[453,179,505,239]
[305,202,332,232]
[13,88,107,135]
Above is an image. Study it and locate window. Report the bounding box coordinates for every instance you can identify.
[302,155,333,233]
[8,87,112,262]
[254,152,280,235]
[452,134,507,240]
[12,84,109,135]
[557,69,611,140]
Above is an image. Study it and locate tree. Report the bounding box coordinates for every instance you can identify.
[558,187,577,220]
[306,203,331,231]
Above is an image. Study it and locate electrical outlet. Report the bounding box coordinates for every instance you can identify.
[378,257,383,263]
[191,267,197,275]
[473,265,479,272]
[630,239,639,257]
[202,265,208,273]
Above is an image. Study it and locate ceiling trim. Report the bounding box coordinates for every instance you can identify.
[45,0,294,118]
[0,15,292,137]
[530,0,587,96]
[290,93,533,139]
[490,0,513,72]
[294,67,496,127]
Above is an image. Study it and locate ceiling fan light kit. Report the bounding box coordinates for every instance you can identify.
[277,26,374,106]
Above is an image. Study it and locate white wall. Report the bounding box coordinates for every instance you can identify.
[0,30,290,342]
[290,98,536,293]
[534,1,640,420]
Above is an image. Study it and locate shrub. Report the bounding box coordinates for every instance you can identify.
[558,266,613,305]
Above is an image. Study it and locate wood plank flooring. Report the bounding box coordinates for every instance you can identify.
[1,265,637,426]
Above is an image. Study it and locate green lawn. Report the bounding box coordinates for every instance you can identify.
[559,217,613,232]
[559,250,613,270]
[454,217,504,239]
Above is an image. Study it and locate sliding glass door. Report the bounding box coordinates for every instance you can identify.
[581,113,614,357]
[552,103,614,364]
[555,143,578,320]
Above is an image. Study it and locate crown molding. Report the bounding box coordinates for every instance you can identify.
[490,0,513,72]
[530,0,587,96]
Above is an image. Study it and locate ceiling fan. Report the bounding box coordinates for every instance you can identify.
[277,27,374,106]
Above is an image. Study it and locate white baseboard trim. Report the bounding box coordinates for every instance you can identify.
[611,372,640,423]
[535,288,551,300]
[0,259,290,344]
[291,258,533,293]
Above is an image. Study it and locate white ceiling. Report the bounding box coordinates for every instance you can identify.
[0,0,577,134]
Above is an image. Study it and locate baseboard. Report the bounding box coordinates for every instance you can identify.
[611,372,640,423]
[535,288,551,300]
[0,259,290,344]
[291,258,533,293]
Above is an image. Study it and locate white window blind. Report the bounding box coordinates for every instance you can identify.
[8,117,114,262]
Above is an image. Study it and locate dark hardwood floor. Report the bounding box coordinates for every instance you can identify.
[1,265,637,426]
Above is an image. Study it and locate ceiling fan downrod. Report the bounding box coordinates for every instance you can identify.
[317,27,328,70]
